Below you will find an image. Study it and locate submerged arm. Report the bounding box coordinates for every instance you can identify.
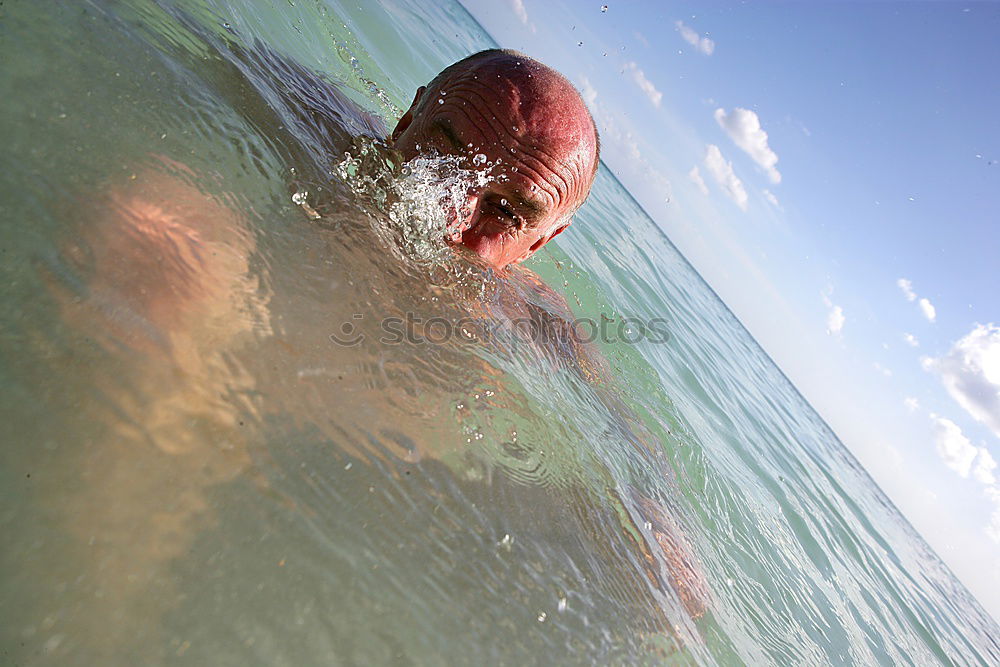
[519,270,708,618]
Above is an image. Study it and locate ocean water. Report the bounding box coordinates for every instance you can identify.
[1,1,998,665]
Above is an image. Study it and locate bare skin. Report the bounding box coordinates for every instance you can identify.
[44,50,705,658]
[391,56,706,617]
[391,53,598,269]
[39,161,268,662]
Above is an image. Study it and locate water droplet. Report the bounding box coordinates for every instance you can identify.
[472,153,487,166]
[558,597,568,612]
[344,462,353,470]
[291,191,308,205]
[499,533,513,549]
[500,198,508,206]
[437,98,444,105]
[537,612,547,622]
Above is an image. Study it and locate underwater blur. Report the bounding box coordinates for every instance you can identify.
[1,1,998,664]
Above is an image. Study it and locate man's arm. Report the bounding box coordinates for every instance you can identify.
[516,268,708,618]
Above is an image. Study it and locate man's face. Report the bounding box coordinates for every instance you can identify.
[391,57,596,270]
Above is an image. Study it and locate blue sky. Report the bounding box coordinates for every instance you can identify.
[460,0,1000,620]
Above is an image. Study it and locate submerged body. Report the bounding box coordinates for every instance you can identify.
[5,3,999,665]
[26,26,704,663]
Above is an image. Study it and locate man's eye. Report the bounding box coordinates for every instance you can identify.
[494,199,517,219]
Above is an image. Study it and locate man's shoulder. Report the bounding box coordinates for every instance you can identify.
[504,265,599,367]
[510,265,574,319]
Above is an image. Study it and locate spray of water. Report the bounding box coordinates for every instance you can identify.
[331,138,495,272]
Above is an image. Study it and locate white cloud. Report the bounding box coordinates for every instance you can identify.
[924,323,1000,439]
[974,448,997,485]
[897,278,916,302]
[762,189,780,207]
[645,168,672,200]
[897,278,936,322]
[919,297,937,323]
[675,20,715,55]
[703,144,747,211]
[588,97,670,199]
[931,414,978,478]
[903,333,919,347]
[987,487,1000,543]
[592,98,640,160]
[904,396,920,412]
[624,132,641,161]
[827,306,845,336]
[579,76,597,107]
[624,62,662,108]
[988,502,1000,544]
[873,362,892,377]
[822,288,845,336]
[689,166,709,195]
[511,0,528,24]
[714,108,781,184]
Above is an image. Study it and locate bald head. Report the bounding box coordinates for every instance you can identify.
[391,50,600,270]
[418,50,600,182]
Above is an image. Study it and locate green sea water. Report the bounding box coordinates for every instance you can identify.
[1,1,998,664]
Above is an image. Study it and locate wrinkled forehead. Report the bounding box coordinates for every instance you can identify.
[433,56,596,172]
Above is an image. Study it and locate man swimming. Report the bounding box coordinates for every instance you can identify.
[46,46,703,660]
[390,50,599,270]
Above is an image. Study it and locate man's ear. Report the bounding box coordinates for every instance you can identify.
[391,86,426,142]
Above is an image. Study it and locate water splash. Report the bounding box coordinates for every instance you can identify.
[332,138,495,272]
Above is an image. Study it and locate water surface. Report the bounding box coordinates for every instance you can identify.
[1,1,998,664]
